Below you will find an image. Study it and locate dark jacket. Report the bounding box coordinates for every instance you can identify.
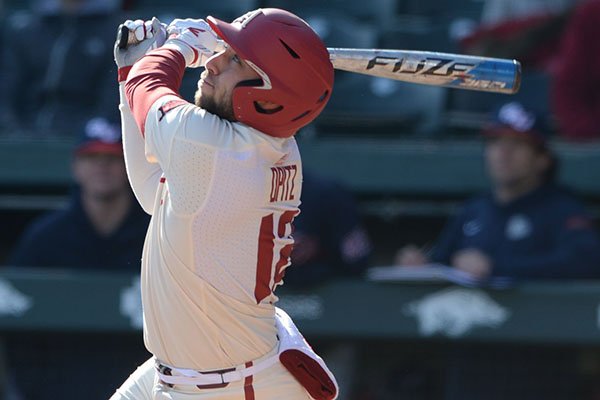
[432,183,600,279]
[9,193,149,271]
[284,170,371,287]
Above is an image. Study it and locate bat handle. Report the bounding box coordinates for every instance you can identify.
[117,25,137,49]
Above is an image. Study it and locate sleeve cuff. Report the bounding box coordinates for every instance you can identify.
[118,66,133,83]
[163,41,197,66]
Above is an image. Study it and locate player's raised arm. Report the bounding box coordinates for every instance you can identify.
[124,20,234,169]
[124,20,219,133]
[114,18,165,214]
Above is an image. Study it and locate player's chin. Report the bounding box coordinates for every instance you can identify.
[194,89,202,107]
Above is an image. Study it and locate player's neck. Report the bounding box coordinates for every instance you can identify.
[81,191,132,236]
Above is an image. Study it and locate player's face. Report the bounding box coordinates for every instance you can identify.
[72,153,129,201]
[195,46,261,121]
[485,135,549,189]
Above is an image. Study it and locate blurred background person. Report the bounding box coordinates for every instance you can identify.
[0,0,121,136]
[4,117,150,400]
[9,117,149,270]
[395,101,600,280]
[551,0,600,141]
[394,101,599,400]
[459,4,574,73]
[280,169,372,399]
[283,169,372,287]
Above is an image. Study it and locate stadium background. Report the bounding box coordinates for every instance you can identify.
[1,0,600,399]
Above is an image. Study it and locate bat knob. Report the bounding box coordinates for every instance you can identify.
[117,24,130,49]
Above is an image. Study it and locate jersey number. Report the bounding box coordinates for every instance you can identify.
[254,210,298,304]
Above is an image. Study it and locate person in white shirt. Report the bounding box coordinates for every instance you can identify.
[111,8,337,400]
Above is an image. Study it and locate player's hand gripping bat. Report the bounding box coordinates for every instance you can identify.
[117,25,520,94]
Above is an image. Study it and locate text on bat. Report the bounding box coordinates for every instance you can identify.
[366,56,476,76]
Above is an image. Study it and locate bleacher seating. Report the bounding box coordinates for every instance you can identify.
[445,71,552,135]
[0,0,590,197]
[316,74,447,136]
[395,0,484,20]
[133,0,257,22]
[302,9,379,49]
[263,0,396,28]
[378,21,458,54]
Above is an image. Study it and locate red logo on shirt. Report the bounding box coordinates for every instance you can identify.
[158,100,187,121]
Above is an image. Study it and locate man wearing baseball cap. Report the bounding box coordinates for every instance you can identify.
[7,118,151,399]
[397,101,600,280]
[9,117,149,271]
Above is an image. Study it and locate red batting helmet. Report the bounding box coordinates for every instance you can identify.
[207,8,334,138]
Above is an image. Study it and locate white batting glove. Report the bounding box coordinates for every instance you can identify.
[114,17,167,69]
[163,18,223,68]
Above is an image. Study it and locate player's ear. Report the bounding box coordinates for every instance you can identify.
[254,100,283,115]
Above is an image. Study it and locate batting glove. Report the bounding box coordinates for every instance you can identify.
[114,17,167,70]
[163,18,223,68]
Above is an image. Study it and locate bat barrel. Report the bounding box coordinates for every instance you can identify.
[327,48,522,95]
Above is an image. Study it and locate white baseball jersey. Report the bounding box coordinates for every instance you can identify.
[119,86,302,371]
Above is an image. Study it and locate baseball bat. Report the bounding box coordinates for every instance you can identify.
[117,25,521,94]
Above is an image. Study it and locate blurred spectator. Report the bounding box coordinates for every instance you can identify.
[280,169,371,399]
[8,117,149,270]
[283,169,372,287]
[4,117,150,400]
[396,101,599,400]
[551,0,600,140]
[0,0,121,136]
[396,101,600,280]
[460,8,572,73]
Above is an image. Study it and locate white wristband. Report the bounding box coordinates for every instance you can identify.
[163,40,195,66]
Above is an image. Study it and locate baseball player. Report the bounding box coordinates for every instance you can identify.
[112,8,337,400]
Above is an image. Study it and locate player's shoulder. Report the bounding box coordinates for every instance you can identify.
[151,96,298,153]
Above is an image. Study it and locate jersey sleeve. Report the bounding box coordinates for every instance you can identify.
[119,83,162,215]
[143,97,251,215]
[124,48,208,215]
[125,47,254,215]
